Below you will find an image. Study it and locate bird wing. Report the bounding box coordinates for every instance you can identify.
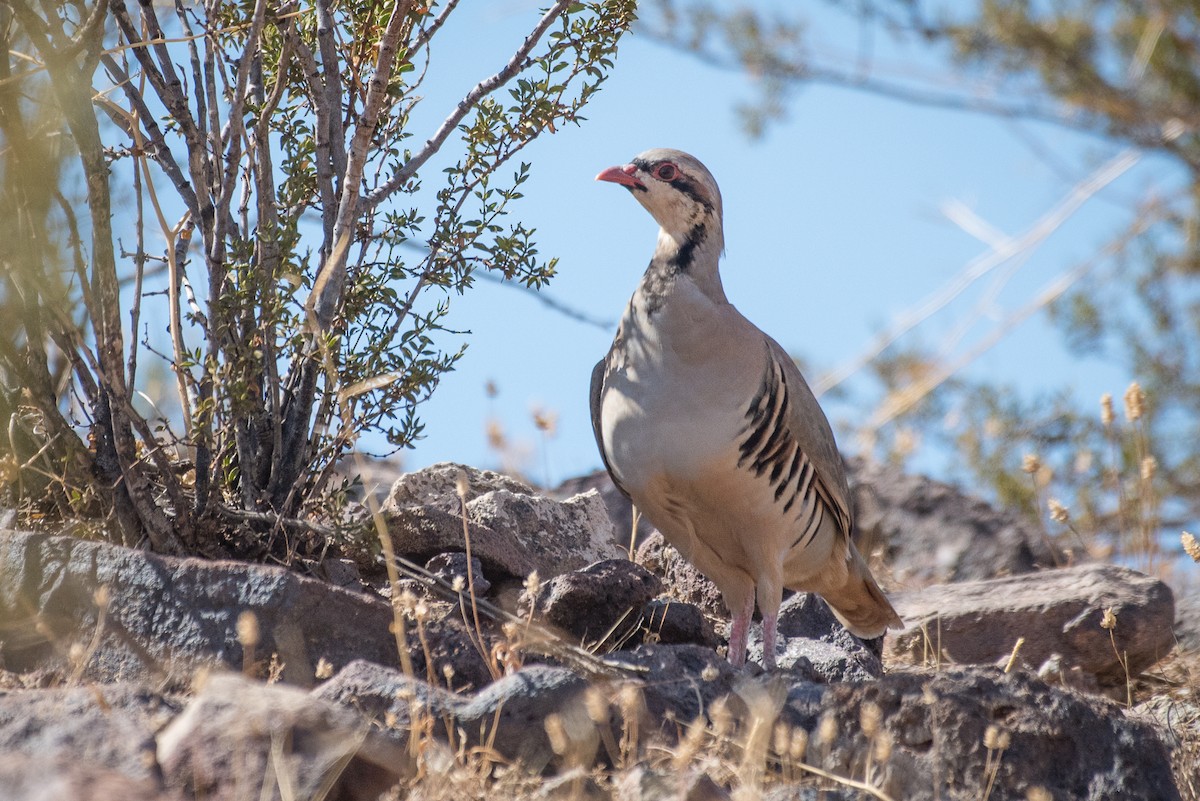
[590,346,632,502]
[740,334,855,542]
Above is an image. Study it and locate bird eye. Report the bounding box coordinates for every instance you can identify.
[655,163,678,181]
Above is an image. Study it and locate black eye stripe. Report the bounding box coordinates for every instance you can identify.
[629,158,714,212]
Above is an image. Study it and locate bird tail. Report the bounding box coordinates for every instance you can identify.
[821,544,903,640]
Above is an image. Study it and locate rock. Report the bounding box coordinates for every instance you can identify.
[1175,591,1200,653]
[0,754,180,801]
[403,612,495,693]
[748,593,883,682]
[425,551,491,596]
[381,463,623,581]
[0,530,400,686]
[605,644,745,727]
[315,660,594,772]
[0,683,181,783]
[635,531,724,617]
[157,672,411,801]
[846,455,1064,583]
[781,667,1180,801]
[889,563,1175,686]
[638,599,719,649]
[615,766,730,801]
[467,489,622,578]
[386,462,534,511]
[383,504,537,580]
[552,469,652,551]
[533,559,662,647]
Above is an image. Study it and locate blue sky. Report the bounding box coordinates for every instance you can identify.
[394,2,1162,489]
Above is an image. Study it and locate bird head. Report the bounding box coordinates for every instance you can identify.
[596,149,723,242]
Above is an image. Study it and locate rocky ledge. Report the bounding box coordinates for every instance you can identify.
[0,461,1194,800]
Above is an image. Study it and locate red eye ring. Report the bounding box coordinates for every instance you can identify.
[655,163,678,181]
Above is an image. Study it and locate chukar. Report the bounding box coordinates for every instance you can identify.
[590,148,901,669]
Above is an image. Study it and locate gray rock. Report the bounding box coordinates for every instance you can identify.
[533,559,662,647]
[614,766,730,801]
[0,754,180,801]
[638,598,719,649]
[1175,591,1200,652]
[635,531,724,617]
[385,461,534,511]
[382,503,537,580]
[0,683,181,783]
[552,470,652,551]
[381,462,623,582]
[889,563,1175,685]
[467,488,622,578]
[425,551,491,596]
[315,659,593,773]
[781,667,1180,801]
[0,530,400,686]
[846,455,1063,583]
[157,672,410,801]
[748,593,883,682]
[604,644,747,727]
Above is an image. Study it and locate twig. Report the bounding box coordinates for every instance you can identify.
[364,0,574,209]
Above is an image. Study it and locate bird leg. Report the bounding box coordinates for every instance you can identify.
[727,595,755,667]
[762,611,778,670]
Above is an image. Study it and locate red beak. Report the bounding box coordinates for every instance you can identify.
[596,163,645,190]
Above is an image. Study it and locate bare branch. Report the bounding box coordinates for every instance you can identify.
[309,0,415,330]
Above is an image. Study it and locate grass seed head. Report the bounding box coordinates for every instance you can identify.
[1101,607,1118,630]
[1048,498,1070,523]
[1124,382,1145,422]
[1100,393,1115,426]
[1182,531,1200,563]
[859,701,882,739]
[1021,453,1042,474]
[236,611,260,648]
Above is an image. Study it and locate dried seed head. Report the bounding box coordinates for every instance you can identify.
[584,687,609,724]
[1141,455,1157,481]
[1048,499,1070,524]
[315,658,334,680]
[1124,382,1145,422]
[789,727,809,762]
[454,467,470,499]
[859,702,883,739]
[710,697,733,739]
[523,570,541,596]
[236,611,260,648]
[442,663,455,682]
[772,722,791,756]
[873,729,894,763]
[1100,393,1115,426]
[700,663,720,682]
[1022,453,1042,474]
[451,575,465,593]
[544,713,568,755]
[1182,532,1200,563]
[816,713,839,745]
[532,407,558,435]
[983,724,1010,750]
[1101,607,1118,630]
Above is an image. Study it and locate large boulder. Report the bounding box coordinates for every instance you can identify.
[157,672,410,801]
[382,462,623,582]
[888,563,1175,686]
[0,530,398,686]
